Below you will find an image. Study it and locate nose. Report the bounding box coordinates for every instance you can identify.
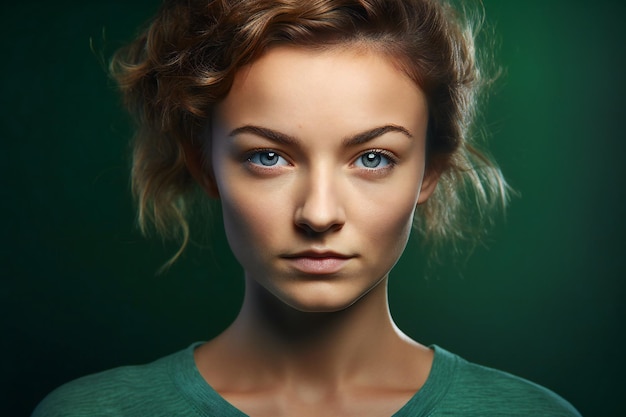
[294,166,346,235]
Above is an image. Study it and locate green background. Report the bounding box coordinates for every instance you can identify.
[2,1,624,415]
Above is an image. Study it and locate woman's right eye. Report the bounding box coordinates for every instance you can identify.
[247,150,289,167]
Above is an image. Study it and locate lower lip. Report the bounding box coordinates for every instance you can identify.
[286,257,351,275]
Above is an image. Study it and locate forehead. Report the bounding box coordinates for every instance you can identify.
[213,45,428,138]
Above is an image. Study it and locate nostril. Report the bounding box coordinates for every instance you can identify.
[295,219,343,236]
[294,204,345,235]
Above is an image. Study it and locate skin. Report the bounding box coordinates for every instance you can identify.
[192,44,439,417]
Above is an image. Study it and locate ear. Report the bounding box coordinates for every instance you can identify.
[417,169,440,205]
[181,140,220,198]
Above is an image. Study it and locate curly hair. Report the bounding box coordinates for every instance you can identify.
[110,0,509,267]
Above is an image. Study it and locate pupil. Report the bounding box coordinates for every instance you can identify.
[261,152,278,166]
[362,152,380,168]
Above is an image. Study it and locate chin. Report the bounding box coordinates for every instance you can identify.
[277,284,369,314]
[249,273,382,314]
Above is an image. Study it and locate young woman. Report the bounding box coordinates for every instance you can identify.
[34,0,581,415]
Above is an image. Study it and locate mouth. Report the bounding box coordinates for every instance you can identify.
[281,250,354,275]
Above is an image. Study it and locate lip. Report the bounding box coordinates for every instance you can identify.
[282,251,354,275]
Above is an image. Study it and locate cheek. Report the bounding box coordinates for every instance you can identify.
[218,182,289,259]
[356,182,419,256]
[374,199,415,246]
[219,198,264,267]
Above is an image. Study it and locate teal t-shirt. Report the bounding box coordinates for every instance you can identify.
[32,343,581,416]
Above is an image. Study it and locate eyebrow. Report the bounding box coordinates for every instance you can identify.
[228,124,413,146]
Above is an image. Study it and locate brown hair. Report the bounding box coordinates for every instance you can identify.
[110,0,508,267]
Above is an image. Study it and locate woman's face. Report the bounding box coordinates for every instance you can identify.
[208,45,435,312]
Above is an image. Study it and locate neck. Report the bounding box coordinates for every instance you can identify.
[212,275,410,385]
[194,273,435,412]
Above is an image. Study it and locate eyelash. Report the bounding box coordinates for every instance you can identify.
[244,148,290,169]
[353,149,398,170]
[242,148,398,170]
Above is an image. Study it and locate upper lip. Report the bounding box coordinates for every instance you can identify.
[282,250,354,259]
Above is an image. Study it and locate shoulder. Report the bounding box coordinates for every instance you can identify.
[31,347,191,417]
[433,346,582,416]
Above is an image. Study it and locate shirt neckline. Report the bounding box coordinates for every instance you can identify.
[170,342,457,417]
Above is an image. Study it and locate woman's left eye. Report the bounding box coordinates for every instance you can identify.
[354,151,393,169]
[247,150,289,167]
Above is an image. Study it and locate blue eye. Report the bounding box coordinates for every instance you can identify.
[355,151,392,169]
[248,150,289,167]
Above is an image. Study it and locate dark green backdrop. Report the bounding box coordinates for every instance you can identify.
[2,1,624,415]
